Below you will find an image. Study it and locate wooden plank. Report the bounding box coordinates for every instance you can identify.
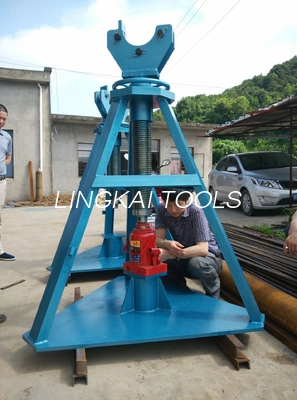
[73,287,88,385]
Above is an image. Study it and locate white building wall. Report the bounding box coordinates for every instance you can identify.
[51,115,99,194]
[152,121,213,188]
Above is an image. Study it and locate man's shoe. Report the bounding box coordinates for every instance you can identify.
[0,314,7,323]
[0,252,15,261]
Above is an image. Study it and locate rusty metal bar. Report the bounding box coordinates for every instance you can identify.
[73,287,88,386]
[1,279,25,290]
[74,287,83,302]
[213,334,250,370]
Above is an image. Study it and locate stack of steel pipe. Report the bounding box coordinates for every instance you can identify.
[220,223,297,352]
[221,223,297,298]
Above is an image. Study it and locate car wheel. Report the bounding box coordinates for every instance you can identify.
[241,189,256,216]
[209,186,221,206]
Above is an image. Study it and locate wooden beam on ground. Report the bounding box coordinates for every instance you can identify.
[73,287,88,386]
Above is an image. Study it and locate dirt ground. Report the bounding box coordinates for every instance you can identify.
[6,193,72,207]
[1,205,297,399]
[6,188,111,207]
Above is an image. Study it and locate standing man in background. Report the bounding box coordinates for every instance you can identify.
[0,104,15,324]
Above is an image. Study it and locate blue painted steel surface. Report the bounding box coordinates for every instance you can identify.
[23,276,264,352]
[24,21,265,353]
[111,78,175,104]
[121,276,171,313]
[107,21,174,79]
[48,241,126,273]
[71,249,125,273]
[92,173,203,189]
[94,86,110,119]
[68,86,129,274]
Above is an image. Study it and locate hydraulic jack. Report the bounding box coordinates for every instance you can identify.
[121,221,170,314]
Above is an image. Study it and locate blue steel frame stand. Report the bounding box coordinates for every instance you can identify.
[51,86,130,274]
[23,21,264,353]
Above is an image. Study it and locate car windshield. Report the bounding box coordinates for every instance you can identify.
[238,152,297,171]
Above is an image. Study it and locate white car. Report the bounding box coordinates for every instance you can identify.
[208,151,297,216]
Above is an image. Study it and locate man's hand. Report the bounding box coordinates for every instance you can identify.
[157,240,186,262]
[284,232,297,255]
[166,240,186,258]
[284,218,297,255]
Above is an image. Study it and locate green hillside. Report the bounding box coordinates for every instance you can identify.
[156,55,297,125]
[223,56,297,111]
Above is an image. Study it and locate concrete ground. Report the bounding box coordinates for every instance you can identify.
[1,202,297,400]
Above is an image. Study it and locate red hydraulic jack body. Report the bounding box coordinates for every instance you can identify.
[123,222,167,278]
[121,222,171,313]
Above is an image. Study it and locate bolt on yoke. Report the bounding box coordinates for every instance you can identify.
[107,21,175,221]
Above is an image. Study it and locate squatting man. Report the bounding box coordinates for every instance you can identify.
[155,189,222,299]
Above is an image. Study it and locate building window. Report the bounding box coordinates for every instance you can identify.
[170,146,193,174]
[78,139,161,177]
[6,130,14,178]
[78,143,92,177]
[152,139,160,173]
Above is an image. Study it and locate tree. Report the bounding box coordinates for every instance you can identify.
[156,56,297,158]
[212,139,247,164]
[175,96,204,122]
[153,109,165,121]
[232,96,250,118]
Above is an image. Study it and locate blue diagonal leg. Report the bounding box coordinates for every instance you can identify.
[27,97,129,344]
[157,96,263,323]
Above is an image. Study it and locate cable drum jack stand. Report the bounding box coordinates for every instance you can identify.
[23,21,264,370]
